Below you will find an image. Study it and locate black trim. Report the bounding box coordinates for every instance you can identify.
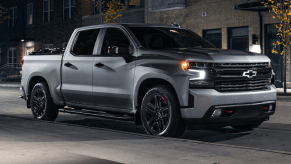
[234,1,270,12]
[184,102,276,130]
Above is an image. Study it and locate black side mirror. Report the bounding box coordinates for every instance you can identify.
[115,46,130,55]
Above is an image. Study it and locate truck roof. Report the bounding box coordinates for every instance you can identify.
[77,23,184,31]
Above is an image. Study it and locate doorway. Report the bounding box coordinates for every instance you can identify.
[265,24,283,88]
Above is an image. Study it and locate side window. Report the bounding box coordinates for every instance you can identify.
[72,29,100,55]
[101,28,130,55]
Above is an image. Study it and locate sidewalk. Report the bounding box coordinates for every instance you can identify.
[0,82,21,88]
[0,82,290,95]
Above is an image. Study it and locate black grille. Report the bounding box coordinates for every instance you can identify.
[212,62,271,78]
[215,79,269,91]
[212,62,271,91]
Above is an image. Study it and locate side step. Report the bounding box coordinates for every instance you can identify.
[59,108,134,121]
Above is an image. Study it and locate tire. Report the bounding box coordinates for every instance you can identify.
[231,121,263,130]
[140,85,185,138]
[30,82,59,121]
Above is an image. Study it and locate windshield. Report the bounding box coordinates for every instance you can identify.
[129,27,215,49]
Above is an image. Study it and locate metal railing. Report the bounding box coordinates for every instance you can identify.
[0,63,22,77]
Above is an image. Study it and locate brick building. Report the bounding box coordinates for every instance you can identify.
[145,0,290,88]
[0,0,36,78]
[82,0,145,26]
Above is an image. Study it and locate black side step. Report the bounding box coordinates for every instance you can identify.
[59,108,134,121]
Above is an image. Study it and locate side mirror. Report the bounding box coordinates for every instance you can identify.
[114,46,130,55]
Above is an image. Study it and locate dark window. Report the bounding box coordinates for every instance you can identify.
[27,3,33,25]
[129,27,214,49]
[72,29,100,55]
[228,27,249,51]
[203,29,222,48]
[8,7,17,28]
[101,28,130,55]
[64,0,76,19]
[43,0,54,22]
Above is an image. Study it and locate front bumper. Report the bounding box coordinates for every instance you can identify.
[180,85,277,129]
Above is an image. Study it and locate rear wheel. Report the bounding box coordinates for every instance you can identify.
[231,121,263,130]
[140,85,185,138]
[30,82,59,121]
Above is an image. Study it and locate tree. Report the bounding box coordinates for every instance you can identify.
[97,0,139,24]
[0,3,8,26]
[262,0,291,94]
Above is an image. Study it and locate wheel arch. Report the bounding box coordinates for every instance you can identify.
[134,76,181,125]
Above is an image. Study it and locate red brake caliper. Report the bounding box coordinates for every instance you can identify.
[162,97,166,103]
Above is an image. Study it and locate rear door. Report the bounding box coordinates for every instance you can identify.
[61,29,100,105]
[92,27,136,110]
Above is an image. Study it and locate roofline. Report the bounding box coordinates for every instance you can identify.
[76,23,186,31]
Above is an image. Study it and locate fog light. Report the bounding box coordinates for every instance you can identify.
[269,104,273,111]
[211,109,221,118]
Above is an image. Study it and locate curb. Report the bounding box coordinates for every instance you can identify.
[0,84,21,88]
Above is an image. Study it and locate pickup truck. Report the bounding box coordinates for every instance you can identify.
[21,23,277,138]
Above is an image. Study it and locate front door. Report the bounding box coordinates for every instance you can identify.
[93,28,135,110]
[265,24,283,88]
[62,29,100,105]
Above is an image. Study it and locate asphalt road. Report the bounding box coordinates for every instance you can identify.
[0,87,291,163]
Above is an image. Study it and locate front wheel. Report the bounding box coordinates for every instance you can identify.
[30,82,59,121]
[140,85,185,138]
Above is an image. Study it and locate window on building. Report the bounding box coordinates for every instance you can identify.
[101,28,131,55]
[27,3,33,25]
[93,0,101,14]
[64,0,76,19]
[0,48,2,64]
[203,29,222,48]
[44,0,54,22]
[8,7,17,28]
[72,29,100,55]
[42,44,54,49]
[8,47,17,64]
[228,26,249,51]
[63,43,68,48]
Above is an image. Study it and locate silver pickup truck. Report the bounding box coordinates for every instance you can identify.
[21,23,277,138]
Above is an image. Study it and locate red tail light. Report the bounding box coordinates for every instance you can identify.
[21,59,24,79]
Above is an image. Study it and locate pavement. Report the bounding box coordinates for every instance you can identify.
[0,87,291,163]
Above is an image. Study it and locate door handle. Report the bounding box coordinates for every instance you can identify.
[95,62,104,68]
[64,62,72,67]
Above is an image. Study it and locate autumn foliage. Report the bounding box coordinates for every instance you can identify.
[262,0,291,57]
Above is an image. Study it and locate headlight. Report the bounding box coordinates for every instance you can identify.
[189,69,206,80]
[268,62,272,68]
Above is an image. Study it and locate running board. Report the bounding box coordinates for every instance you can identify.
[59,108,134,121]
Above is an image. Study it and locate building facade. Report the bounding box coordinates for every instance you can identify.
[146,0,290,88]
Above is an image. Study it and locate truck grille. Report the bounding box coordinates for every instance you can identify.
[212,62,271,78]
[212,62,271,92]
[215,79,269,91]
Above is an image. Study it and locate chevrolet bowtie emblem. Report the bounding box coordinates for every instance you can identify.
[243,70,257,78]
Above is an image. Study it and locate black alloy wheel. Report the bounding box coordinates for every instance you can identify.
[141,85,185,138]
[32,88,47,119]
[30,82,59,121]
[145,95,171,133]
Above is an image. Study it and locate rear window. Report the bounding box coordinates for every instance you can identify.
[72,29,100,55]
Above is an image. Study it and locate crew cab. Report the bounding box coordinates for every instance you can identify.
[21,23,277,138]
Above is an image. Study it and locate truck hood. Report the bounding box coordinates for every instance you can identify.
[156,48,271,63]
